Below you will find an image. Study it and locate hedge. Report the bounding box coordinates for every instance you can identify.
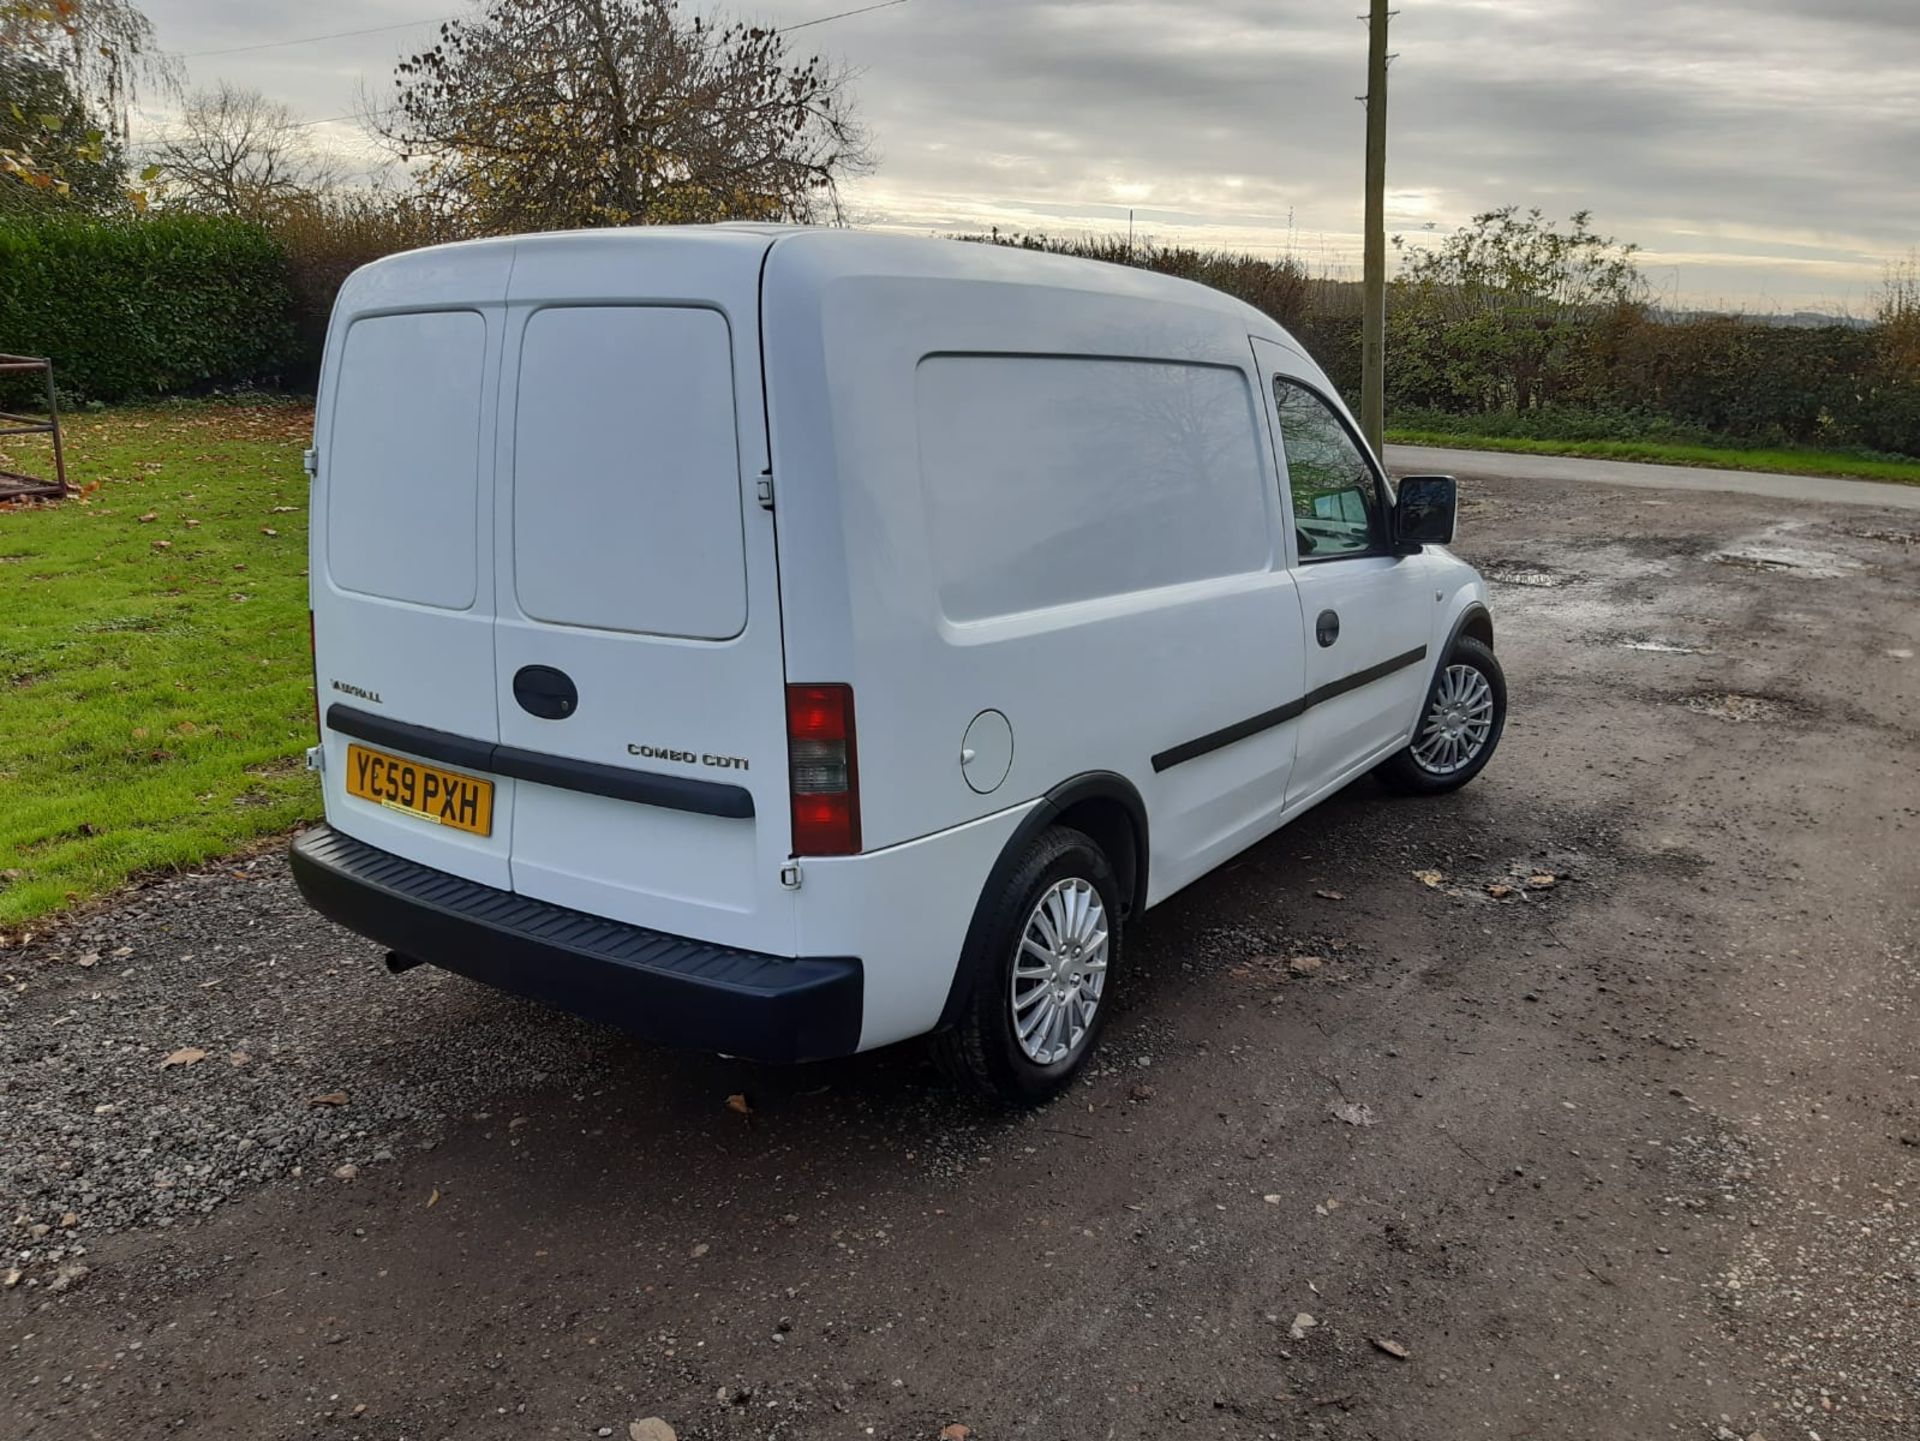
[0,211,1912,459]
[0,213,298,402]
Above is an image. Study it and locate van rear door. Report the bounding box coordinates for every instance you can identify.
[492,233,796,955]
[312,244,515,889]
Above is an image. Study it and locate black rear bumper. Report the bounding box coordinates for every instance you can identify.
[289,825,863,1064]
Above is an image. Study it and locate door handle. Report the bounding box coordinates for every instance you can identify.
[1315,610,1341,648]
[513,665,579,720]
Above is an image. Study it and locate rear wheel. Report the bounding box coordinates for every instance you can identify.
[934,826,1122,1107]
[1376,634,1506,795]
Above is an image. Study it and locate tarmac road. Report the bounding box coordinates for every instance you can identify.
[4,462,1919,1441]
[1386,442,1920,510]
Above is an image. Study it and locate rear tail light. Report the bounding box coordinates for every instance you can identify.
[786,683,860,857]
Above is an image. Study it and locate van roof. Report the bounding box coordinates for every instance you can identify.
[347,224,1288,341]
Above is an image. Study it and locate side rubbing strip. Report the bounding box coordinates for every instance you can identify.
[325,704,754,819]
[1151,645,1429,773]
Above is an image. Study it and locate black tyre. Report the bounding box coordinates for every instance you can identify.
[933,826,1123,1107]
[1376,634,1506,795]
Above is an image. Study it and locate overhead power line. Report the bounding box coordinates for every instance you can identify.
[779,0,908,32]
[179,17,449,60]
[179,0,907,62]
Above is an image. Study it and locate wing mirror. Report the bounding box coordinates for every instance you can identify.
[1393,474,1457,550]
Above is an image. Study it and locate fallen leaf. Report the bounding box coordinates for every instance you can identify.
[161,1046,207,1068]
[151,539,171,550]
[1315,889,1345,901]
[1370,1336,1411,1359]
[1330,1102,1376,1127]
[1412,869,1445,888]
[1288,955,1323,976]
[1289,1312,1318,1340]
[690,1242,710,1258]
[184,518,199,528]
[112,946,132,957]
[1527,873,1558,890]
[725,1093,753,1117]
[137,511,156,523]
[1486,883,1515,899]
[628,1419,677,1441]
[260,526,278,537]
[309,1091,349,1107]
[426,1188,440,1208]
[270,505,296,513]
[76,951,99,968]
[228,1050,250,1066]
[941,1426,972,1441]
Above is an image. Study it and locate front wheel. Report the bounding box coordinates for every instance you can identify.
[1376,634,1506,795]
[933,826,1122,1107]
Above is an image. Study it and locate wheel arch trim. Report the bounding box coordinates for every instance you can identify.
[1446,601,1494,657]
[933,771,1149,1034]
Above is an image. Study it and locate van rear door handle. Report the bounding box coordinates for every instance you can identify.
[1315,610,1340,647]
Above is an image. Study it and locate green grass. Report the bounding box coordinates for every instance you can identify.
[3,396,1912,931]
[0,400,319,929]
[1383,429,1920,486]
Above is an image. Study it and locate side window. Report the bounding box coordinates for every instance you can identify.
[1273,379,1383,560]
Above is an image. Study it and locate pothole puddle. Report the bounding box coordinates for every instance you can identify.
[1484,567,1567,588]
[1710,524,1863,580]
[1682,692,1785,723]
[1618,638,1716,656]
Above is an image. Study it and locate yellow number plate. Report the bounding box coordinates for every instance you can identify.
[344,744,495,837]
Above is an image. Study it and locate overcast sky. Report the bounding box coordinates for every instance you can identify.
[135,0,1918,312]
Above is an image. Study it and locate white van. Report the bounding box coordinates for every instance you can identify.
[291,226,1503,1104]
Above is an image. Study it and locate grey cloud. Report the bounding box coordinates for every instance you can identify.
[137,0,1916,307]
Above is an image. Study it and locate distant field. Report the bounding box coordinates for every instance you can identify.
[0,401,318,930]
[1383,429,1920,486]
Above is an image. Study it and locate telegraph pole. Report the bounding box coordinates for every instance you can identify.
[1360,0,1391,456]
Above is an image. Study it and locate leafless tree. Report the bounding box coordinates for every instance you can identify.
[372,0,871,234]
[151,83,341,219]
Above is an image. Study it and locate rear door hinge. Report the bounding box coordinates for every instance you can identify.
[779,861,802,890]
[756,474,775,510]
[302,447,318,478]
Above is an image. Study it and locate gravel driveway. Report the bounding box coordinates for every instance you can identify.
[4,467,1918,1441]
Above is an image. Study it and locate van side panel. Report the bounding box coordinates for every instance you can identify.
[763,235,1307,982]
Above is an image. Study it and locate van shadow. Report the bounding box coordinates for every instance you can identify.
[401,772,1494,1196]
[245,769,1544,1367]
